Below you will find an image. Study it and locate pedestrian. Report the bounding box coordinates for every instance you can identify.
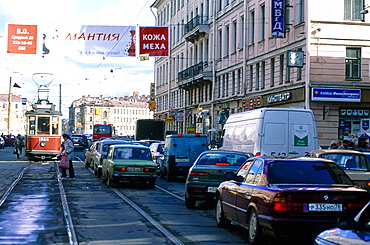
[14,134,23,159]
[336,140,342,148]
[338,140,350,149]
[61,134,75,180]
[329,140,338,149]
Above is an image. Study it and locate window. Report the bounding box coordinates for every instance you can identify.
[344,0,363,20]
[240,16,244,50]
[270,57,275,87]
[232,21,237,53]
[260,4,265,41]
[296,0,305,24]
[256,63,260,90]
[346,48,361,79]
[225,25,230,56]
[218,29,222,59]
[261,61,265,89]
[38,117,50,134]
[249,10,255,45]
[249,65,253,91]
[279,54,284,84]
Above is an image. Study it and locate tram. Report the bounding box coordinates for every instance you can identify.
[25,99,62,161]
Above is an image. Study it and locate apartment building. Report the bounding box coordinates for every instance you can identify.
[68,93,153,136]
[151,0,370,147]
[0,94,31,135]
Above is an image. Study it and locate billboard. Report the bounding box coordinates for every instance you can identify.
[7,24,37,54]
[139,26,169,57]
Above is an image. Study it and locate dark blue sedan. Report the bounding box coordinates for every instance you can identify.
[315,201,370,245]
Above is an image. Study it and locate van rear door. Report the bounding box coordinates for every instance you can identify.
[288,110,317,156]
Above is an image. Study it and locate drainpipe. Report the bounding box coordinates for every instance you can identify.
[211,0,217,129]
[304,0,310,109]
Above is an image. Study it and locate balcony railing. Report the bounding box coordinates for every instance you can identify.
[178,62,207,82]
[184,15,208,34]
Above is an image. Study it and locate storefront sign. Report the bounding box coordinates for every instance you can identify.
[176,113,184,122]
[165,117,175,123]
[312,88,361,102]
[267,92,291,104]
[363,120,369,131]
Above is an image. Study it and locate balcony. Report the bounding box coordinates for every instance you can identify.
[177,62,212,90]
[184,15,210,43]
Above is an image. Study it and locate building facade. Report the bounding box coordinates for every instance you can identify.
[68,93,153,137]
[150,0,370,148]
[0,94,31,135]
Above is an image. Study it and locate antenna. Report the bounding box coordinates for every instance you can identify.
[32,73,54,102]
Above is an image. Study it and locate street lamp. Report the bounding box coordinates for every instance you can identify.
[7,77,21,135]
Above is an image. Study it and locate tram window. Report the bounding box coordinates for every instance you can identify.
[38,117,50,134]
[52,123,59,135]
[29,121,35,135]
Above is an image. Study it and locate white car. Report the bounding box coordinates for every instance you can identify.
[0,137,4,149]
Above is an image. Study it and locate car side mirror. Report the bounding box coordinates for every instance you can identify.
[225,172,235,180]
[337,217,355,230]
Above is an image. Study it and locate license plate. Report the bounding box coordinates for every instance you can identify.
[207,186,218,193]
[127,167,143,172]
[176,159,189,162]
[308,203,342,212]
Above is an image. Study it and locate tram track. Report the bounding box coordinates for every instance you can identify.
[0,155,247,244]
[76,156,186,244]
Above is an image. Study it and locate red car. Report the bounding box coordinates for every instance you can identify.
[3,135,16,147]
[216,156,370,244]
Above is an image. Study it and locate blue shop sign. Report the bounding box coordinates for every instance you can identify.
[312,88,360,102]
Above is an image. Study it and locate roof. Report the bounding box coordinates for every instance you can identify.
[308,149,367,155]
[109,144,149,149]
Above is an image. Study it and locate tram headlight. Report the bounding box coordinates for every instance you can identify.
[40,141,46,147]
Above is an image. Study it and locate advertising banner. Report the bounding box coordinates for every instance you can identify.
[7,24,37,54]
[139,26,169,57]
[64,25,136,57]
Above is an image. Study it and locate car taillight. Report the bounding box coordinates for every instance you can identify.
[273,196,302,212]
[115,167,126,171]
[368,182,370,187]
[144,168,156,172]
[189,172,210,176]
[347,203,366,210]
[255,152,261,156]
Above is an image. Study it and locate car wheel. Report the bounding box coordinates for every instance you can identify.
[185,195,196,209]
[107,174,116,187]
[101,171,107,183]
[97,168,102,179]
[160,169,166,179]
[215,196,230,228]
[148,179,156,188]
[248,208,264,245]
[166,170,174,182]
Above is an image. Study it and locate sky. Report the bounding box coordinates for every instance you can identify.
[0,0,156,117]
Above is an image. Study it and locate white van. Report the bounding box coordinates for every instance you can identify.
[220,108,318,156]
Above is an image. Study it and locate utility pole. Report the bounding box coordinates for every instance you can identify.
[7,77,12,135]
[59,84,62,113]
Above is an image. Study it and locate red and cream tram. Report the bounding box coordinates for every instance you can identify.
[25,99,62,161]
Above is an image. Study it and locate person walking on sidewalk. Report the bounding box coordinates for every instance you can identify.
[61,134,75,180]
[14,134,23,159]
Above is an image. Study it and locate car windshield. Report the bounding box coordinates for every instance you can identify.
[319,153,369,170]
[269,161,353,185]
[196,153,250,166]
[113,148,151,160]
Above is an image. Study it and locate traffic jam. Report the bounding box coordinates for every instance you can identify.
[84,108,370,244]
